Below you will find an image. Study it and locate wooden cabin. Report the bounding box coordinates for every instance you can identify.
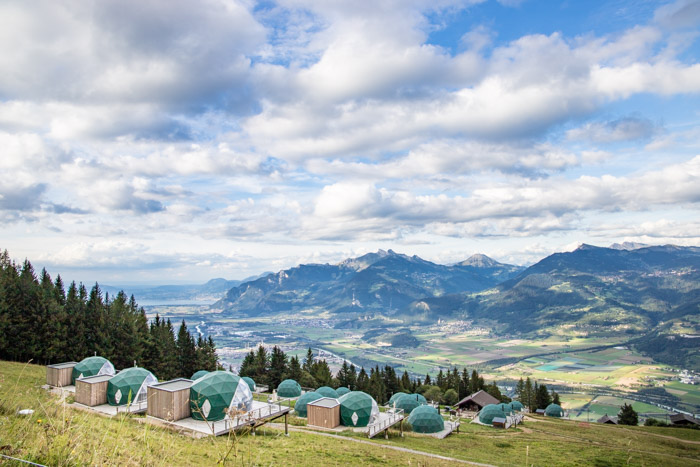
[307,397,340,429]
[492,416,506,428]
[455,390,500,412]
[147,379,193,421]
[46,362,78,387]
[75,374,112,406]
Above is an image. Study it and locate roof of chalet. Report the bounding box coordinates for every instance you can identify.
[670,413,700,425]
[456,390,500,409]
[596,414,618,424]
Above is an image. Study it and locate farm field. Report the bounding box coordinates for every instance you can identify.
[146,308,698,415]
[2,360,699,466]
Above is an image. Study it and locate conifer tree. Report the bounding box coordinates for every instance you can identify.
[356,367,369,392]
[460,368,471,399]
[618,403,638,426]
[287,355,303,381]
[177,320,197,378]
[269,346,288,389]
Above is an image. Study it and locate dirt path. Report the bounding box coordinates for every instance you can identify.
[267,423,495,466]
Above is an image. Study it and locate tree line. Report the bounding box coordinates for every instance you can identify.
[515,377,561,411]
[0,251,218,381]
[239,345,512,406]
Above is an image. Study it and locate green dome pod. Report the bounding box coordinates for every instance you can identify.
[242,376,256,392]
[414,394,428,405]
[407,405,444,433]
[190,371,253,422]
[509,401,524,412]
[498,402,513,415]
[315,386,339,399]
[395,393,423,415]
[294,391,322,417]
[388,392,409,406]
[277,379,302,398]
[72,356,115,384]
[545,403,564,417]
[478,404,506,425]
[336,387,350,396]
[338,391,379,427]
[191,370,210,381]
[107,367,157,406]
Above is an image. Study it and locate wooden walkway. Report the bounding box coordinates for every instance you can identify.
[367,409,404,438]
[158,400,291,436]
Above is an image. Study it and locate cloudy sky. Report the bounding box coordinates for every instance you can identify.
[1,0,700,285]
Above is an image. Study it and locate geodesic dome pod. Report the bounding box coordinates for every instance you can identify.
[190,371,253,421]
[242,376,256,392]
[277,379,301,398]
[315,386,338,399]
[545,403,564,417]
[509,401,524,412]
[395,393,423,414]
[478,404,506,425]
[338,391,379,427]
[72,356,115,384]
[107,367,157,406]
[336,387,350,397]
[389,392,409,406]
[498,402,513,415]
[294,391,322,417]
[407,405,444,433]
[191,370,210,381]
[414,394,428,405]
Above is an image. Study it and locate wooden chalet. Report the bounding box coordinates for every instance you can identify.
[596,414,618,424]
[670,413,700,427]
[456,390,500,411]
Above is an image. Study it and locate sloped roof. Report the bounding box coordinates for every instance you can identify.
[670,413,700,425]
[456,390,500,409]
[597,414,618,424]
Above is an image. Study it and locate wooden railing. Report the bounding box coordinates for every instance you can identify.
[367,408,404,438]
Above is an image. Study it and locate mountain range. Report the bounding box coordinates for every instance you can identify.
[212,249,524,316]
[212,244,700,369]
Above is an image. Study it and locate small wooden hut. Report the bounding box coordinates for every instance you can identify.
[455,390,500,412]
[46,362,78,387]
[307,397,340,429]
[75,374,112,406]
[147,379,193,421]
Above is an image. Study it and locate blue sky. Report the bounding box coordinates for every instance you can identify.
[1,0,699,285]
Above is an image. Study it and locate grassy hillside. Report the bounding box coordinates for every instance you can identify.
[1,360,699,466]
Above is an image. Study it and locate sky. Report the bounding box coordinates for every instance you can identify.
[1,0,700,285]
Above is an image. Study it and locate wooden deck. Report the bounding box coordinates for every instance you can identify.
[431,420,460,439]
[157,400,292,437]
[367,409,404,438]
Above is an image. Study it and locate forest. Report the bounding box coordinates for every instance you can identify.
[0,250,217,381]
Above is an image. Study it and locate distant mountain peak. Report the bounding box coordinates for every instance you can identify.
[609,241,650,251]
[460,253,500,268]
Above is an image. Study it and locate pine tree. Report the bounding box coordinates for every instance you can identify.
[348,364,357,390]
[516,378,525,402]
[269,346,288,389]
[400,370,411,393]
[287,355,303,381]
[177,320,197,378]
[254,345,269,385]
[337,361,351,388]
[536,384,552,409]
[368,367,387,404]
[311,359,333,387]
[239,350,256,378]
[460,368,471,399]
[356,367,369,392]
[552,391,561,406]
[618,403,638,425]
[303,347,314,373]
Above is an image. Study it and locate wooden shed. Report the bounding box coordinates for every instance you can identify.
[307,397,340,429]
[46,362,78,387]
[75,374,112,406]
[147,379,193,421]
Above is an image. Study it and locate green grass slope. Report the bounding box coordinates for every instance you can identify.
[1,360,699,466]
